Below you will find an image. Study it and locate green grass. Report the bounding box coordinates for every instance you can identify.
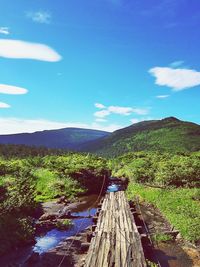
[152,233,173,242]
[34,168,84,202]
[126,183,200,243]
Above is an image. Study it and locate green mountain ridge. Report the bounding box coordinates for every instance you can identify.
[0,117,199,157]
[80,117,200,157]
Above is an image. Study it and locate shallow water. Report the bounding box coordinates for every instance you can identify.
[107,183,121,192]
[138,203,194,267]
[33,206,98,254]
[153,242,194,267]
[33,182,119,254]
[33,217,94,254]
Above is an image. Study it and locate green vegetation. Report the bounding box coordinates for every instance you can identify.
[34,169,83,202]
[113,151,200,243]
[1,116,200,256]
[83,117,200,157]
[0,144,66,158]
[151,233,173,243]
[56,219,73,230]
[111,151,200,187]
[127,183,200,243]
[146,260,158,267]
[0,147,110,255]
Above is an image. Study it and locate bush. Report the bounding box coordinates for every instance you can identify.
[112,152,200,187]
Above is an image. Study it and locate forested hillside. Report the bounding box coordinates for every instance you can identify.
[82,117,200,157]
[0,128,109,150]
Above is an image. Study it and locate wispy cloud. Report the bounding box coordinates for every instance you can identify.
[130,118,140,124]
[149,67,200,91]
[95,103,106,109]
[0,39,62,62]
[95,118,107,122]
[0,102,10,108]
[94,110,110,118]
[169,60,184,68]
[108,106,133,115]
[130,117,156,124]
[0,84,28,95]
[26,11,51,24]
[94,103,149,118]
[156,95,169,99]
[131,108,149,115]
[0,118,124,134]
[0,27,10,35]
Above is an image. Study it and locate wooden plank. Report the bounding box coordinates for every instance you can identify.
[84,191,147,267]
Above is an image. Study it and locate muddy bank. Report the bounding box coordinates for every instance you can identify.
[136,201,200,267]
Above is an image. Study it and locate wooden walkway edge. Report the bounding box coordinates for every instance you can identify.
[84,191,147,267]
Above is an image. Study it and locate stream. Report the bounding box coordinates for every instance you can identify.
[0,180,197,267]
[33,182,120,254]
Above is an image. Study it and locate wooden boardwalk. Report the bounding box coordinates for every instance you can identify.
[84,191,146,267]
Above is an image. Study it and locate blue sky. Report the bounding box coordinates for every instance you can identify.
[0,0,200,134]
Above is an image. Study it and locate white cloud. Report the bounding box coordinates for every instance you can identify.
[27,11,51,24]
[156,95,169,99]
[95,118,107,122]
[0,27,10,35]
[0,102,10,108]
[108,106,133,115]
[94,104,149,118]
[130,118,140,124]
[149,67,200,91]
[130,117,156,124]
[95,103,106,109]
[91,122,124,132]
[0,118,124,134]
[169,60,184,68]
[108,106,149,115]
[0,39,62,62]
[0,84,28,95]
[94,110,110,118]
[131,108,149,115]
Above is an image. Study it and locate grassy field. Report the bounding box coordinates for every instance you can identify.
[126,183,200,244]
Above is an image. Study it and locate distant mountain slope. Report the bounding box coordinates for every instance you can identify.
[0,128,110,150]
[80,117,200,157]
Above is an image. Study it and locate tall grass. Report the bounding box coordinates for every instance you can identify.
[126,183,200,243]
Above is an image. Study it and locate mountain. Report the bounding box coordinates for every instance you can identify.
[0,128,110,150]
[1,117,199,157]
[80,117,200,157]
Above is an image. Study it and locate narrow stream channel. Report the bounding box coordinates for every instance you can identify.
[32,181,121,255]
[0,180,196,267]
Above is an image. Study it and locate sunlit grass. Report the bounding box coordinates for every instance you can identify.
[127,183,200,243]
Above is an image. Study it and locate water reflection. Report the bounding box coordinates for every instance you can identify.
[33,217,93,254]
[33,182,120,254]
[107,183,120,192]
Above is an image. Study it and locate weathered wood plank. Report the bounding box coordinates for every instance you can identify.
[84,191,146,267]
